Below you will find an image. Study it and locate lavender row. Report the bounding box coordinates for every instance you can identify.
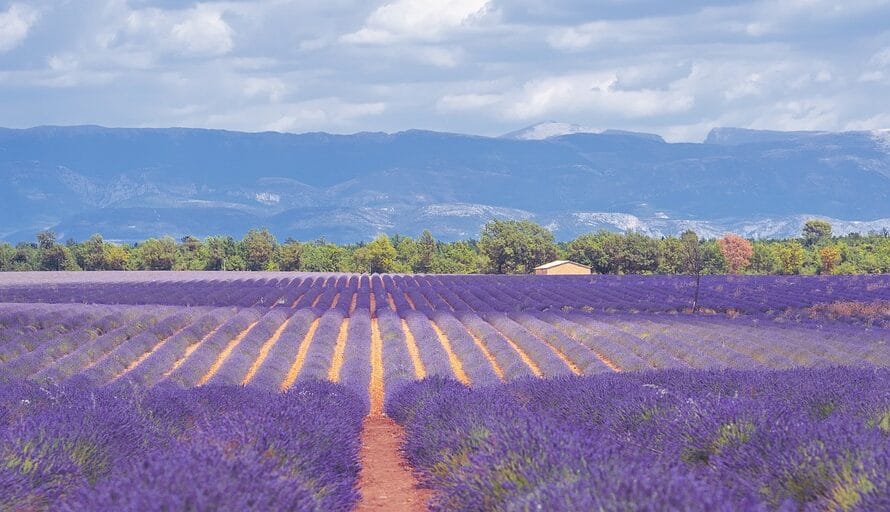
[377,309,417,398]
[430,311,501,385]
[122,307,236,387]
[33,309,178,383]
[296,309,346,383]
[401,310,454,379]
[207,309,293,386]
[338,308,371,405]
[479,312,573,377]
[1,309,139,378]
[78,309,205,385]
[388,368,890,511]
[0,378,364,511]
[0,306,111,362]
[512,312,615,374]
[248,307,321,390]
[164,308,265,387]
[3,274,887,317]
[456,311,537,380]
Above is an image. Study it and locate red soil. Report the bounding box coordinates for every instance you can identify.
[357,415,431,512]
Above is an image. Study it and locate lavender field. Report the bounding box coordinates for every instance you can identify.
[1,272,888,510]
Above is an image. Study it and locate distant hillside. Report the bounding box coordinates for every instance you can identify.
[1,124,889,243]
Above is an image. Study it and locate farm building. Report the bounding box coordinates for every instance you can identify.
[534,260,591,275]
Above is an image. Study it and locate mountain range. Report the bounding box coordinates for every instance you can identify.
[1,123,889,243]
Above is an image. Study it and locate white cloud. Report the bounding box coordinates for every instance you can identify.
[342,0,493,44]
[503,72,694,121]
[871,47,890,67]
[170,5,234,56]
[437,93,500,112]
[261,99,387,132]
[724,73,763,101]
[0,4,38,53]
[3,0,890,140]
[243,77,287,102]
[125,4,234,57]
[748,98,840,132]
[547,18,674,51]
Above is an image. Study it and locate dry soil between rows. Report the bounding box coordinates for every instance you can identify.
[356,415,431,512]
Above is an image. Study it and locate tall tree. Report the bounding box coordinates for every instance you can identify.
[135,238,177,271]
[302,241,347,272]
[749,242,781,274]
[36,230,57,252]
[79,234,108,271]
[415,230,436,273]
[203,236,242,271]
[104,244,130,270]
[819,245,842,274]
[778,242,806,274]
[680,230,704,312]
[353,235,398,273]
[479,220,557,274]
[276,239,303,271]
[37,230,77,271]
[622,232,660,273]
[566,233,606,272]
[802,219,833,247]
[0,243,14,271]
[242,228,277,271]
[717,234,754,274]
[394,236,418,273]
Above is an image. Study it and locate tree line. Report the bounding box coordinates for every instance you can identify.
[1,219,889,275]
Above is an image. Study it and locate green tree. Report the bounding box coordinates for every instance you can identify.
[353,235,398,273]
[9,243,40,271]
[778,242,806,274]
[241,228,277,271]
[415,230,436,273]
[749,242,781,274]
[176,235,206,270]
[566,233,608,272]
[479,220,557,274]
[276,239,304,271]
[135,237,178,271]
[203,236,242,270]
[598,232,626,274]
[393,235,418,273]
[432,240,483,274]
[657,236,685,274]
[78,234,108,271]
[36,230,78,271]
[104,244,130,270]
[36,230,57,252]
[679,230,704,312]
[40,245,78,271]
[622,232,659,273]
[700,241,726,274]
[802,219,832,247]
[302,241,347,272]
[0,243,14,271]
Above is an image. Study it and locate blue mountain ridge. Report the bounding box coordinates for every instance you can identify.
[0,124,888,243]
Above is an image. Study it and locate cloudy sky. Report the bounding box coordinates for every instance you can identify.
[1,0,889,141]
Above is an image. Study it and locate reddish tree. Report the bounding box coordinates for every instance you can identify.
[717,234,754,274]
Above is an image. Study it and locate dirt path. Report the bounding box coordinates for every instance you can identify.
[356,415,431,512]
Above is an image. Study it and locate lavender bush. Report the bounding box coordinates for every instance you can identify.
[387,367,890,511]
[0,377,365,511]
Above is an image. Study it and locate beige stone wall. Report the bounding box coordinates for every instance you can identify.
[536,263,591,275]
